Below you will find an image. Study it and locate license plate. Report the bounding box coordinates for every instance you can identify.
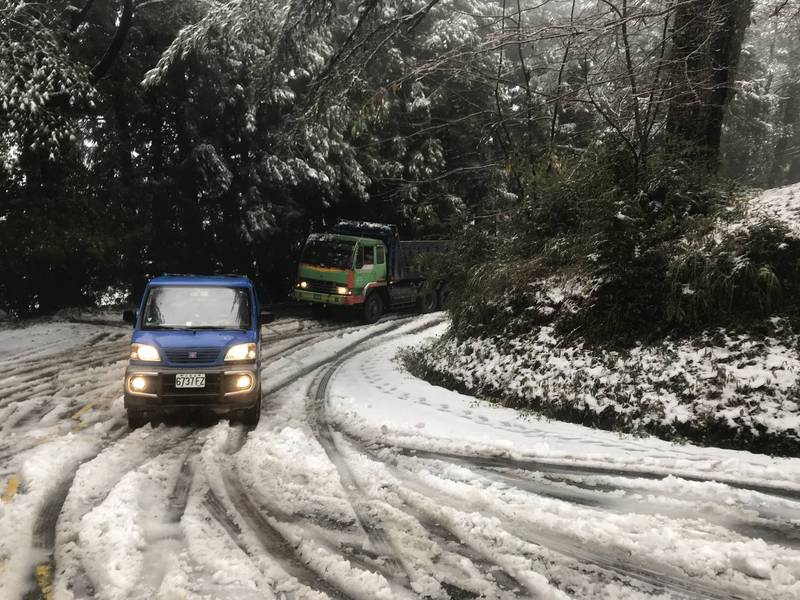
[175,373,205,388]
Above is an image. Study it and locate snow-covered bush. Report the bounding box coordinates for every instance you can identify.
[403,317,800,455]
[411,179,800,454]
[441,149,751,344]
[668,219,800,328]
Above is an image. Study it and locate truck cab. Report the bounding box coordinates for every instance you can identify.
[122,275,272,428]
[294,222,447,322]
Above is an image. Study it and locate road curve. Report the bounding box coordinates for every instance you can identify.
[0,314,798,599]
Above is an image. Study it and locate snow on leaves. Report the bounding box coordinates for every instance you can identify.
[0,1,95,164]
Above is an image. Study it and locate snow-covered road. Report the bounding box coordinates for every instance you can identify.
[1,314,799,599]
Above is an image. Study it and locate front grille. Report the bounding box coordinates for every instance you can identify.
[164,348,220,364]
[305,279,339,294]
[160,372,222,396]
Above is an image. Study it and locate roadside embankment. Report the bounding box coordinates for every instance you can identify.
[403,318,800,456]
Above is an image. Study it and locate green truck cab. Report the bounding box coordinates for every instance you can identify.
[293,221,447,322]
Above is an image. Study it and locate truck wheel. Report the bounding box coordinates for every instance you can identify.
[363,293,384,324]
[127,410,147,429]
[417,288,437,313]
[240,393,262,426]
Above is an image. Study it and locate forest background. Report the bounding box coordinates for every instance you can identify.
[1,0,798,335]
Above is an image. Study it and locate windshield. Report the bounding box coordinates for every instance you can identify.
[142,286,251,330]
[301,239,355,269]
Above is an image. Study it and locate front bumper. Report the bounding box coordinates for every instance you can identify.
[124,363,260,414]
[294,289,364,306]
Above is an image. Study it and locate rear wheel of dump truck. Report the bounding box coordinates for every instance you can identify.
[417,287,437,313]
[363,292,384,324]
[127,410,147,429]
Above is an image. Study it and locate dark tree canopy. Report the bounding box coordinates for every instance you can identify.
[1,0,796,316]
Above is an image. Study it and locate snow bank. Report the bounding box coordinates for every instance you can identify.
[740,182,800,238]
[329,322,800,489]
[410,318,800,455]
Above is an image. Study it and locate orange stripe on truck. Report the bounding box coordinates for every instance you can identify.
[300,263,346,273]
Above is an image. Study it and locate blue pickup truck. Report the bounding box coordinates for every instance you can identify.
[122,275,273,428]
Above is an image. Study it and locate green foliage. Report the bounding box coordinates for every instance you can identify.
[444,146,776,345]
[0,0,509,315]
[667,220,800,327]
[0,0,790,322]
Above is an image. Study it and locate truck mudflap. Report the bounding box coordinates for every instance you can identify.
[293,289,365,306]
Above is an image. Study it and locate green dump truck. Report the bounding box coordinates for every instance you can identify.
[293,221,448,322]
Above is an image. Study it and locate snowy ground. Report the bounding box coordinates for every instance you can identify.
[1,314,800,599]
[737,181,800,238]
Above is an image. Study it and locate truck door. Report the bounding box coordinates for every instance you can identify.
[386,242,417,306]
[355,244,376,292]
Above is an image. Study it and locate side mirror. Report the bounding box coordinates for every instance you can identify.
[123,309,137,326]
[259,311,275,326]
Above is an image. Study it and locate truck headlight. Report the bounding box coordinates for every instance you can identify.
[225,343,257,361]
[131,343,160,362]
[298,281,308,289]
[336,286,348,295]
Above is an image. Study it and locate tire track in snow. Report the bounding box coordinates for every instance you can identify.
[19,427,129,600]
[300,315,523,599]
[0,328,131,473]
[259,315,413,362]
[471,464,800,551]
[347,438,694,600]
[262,315,420,396]
[25,428,196,600]
[202,424,361,599]
[340,442,526,598]
[320,327,770,600]
[352,437,791,598]
[0,330,125,380]
[220,315,456,598]
[0,335,128,418]
[128,441,205,598]
[377,450,800,554]
[393,448,800,504]
[0,330,118,368]
[378,452,744,600]
[261,317,378,344]
[306,367,412,590]
[204,482,353,600]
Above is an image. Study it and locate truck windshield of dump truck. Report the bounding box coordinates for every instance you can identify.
[301,238,355,269]
[142,285,252,329]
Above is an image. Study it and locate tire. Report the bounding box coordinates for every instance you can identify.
[437,283,450,310]
[240,392,261,426]
[363,292,384,324]
[127,410,147,429]
[417,287,437,313]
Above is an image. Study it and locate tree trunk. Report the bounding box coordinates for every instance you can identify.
[666,0,752,168]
